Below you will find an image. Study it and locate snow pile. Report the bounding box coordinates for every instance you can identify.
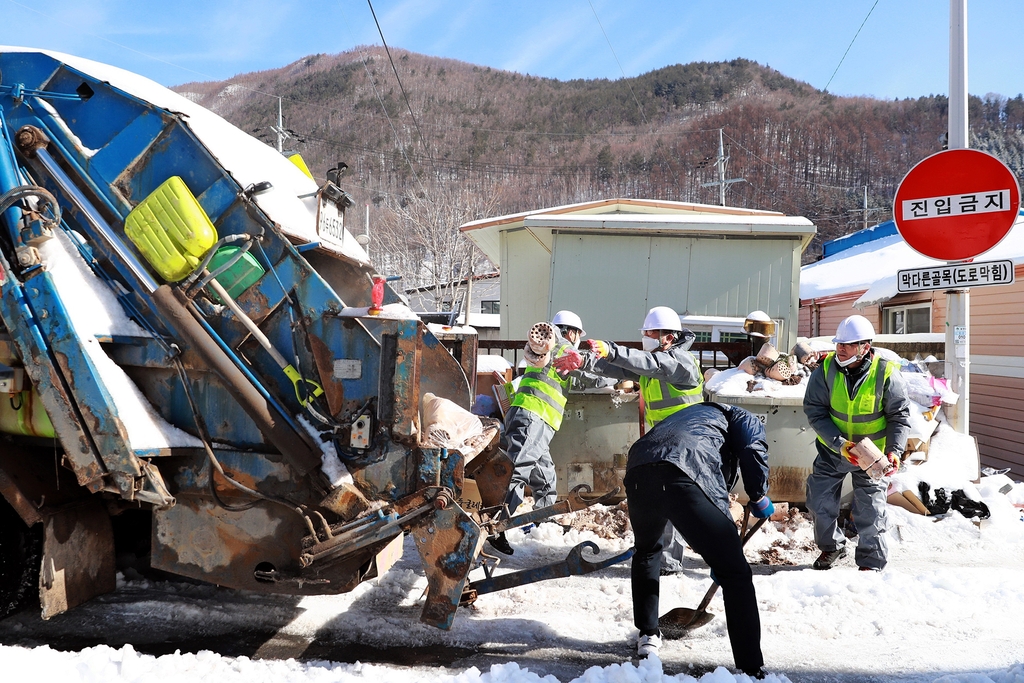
[705,367,807,400]
[37,229,201,449]
[338,303,420,320]
[477,355,513,374]
[0,392,1022,683]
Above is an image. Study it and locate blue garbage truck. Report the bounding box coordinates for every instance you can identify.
[0,48,621,629]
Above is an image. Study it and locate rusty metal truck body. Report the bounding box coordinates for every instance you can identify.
[0,48,621,629]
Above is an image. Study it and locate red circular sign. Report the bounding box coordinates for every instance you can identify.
[893,149,1020,261]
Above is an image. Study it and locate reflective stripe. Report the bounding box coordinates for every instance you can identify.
[523,370,566,392]
[516,384,565,413]
[510,345,571,430]
[819,354,894,452]
[829,407,883,423]
[648,379,702,410]
[639,359,704,428]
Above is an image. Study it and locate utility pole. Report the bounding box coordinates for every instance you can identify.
[269,96,291,154]
[700,129,744,206]
[946,0,970,434]
[849,185,885,231]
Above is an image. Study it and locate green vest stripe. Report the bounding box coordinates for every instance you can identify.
[640,359,704,429]
[819,354,893,452]
[516,384,565,412]
[511,346,571,430]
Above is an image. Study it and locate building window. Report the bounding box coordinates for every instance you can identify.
[883,304,931,334]
[719,331,749,343]
[690,330,712,343]
[480,300,500,314]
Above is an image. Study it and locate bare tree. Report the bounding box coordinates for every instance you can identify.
[373,182,502,311]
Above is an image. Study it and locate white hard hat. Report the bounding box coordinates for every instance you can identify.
[641,306,682,332]
[552,310,585,335]
[833,315,876,344]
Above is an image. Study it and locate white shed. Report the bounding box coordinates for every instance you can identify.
[461,198,815,350]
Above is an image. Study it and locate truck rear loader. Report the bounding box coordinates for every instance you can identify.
[0,48,620,630]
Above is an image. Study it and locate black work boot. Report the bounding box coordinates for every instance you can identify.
[812,547,847,570]
[487,532,514,556]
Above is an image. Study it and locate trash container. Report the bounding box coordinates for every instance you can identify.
[550,391,640,500]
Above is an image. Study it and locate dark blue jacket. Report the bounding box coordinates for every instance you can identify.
[626,402,770,520]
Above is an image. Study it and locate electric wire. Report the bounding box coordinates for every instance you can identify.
[588,0,649,128]
[823,0,881,94]
[366,0,441,181]
[722,131,871,193]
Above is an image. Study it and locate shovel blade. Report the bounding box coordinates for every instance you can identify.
[659,606,716,637]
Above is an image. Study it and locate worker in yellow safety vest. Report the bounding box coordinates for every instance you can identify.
[803,314,911,572]
[555,306,704,430]
[488,310,614,556]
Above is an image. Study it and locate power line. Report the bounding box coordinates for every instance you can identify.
[351,43,429,197]
[823,0,881,94]
[366,0,440,182]
[721,131,866,192]
[588,0,649,128]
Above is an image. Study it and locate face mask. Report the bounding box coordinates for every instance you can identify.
[571,338,581,349]
[835,345,865,367]
[642,336,660,352]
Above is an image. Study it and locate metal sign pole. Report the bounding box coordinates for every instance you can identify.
[947,0,969,433]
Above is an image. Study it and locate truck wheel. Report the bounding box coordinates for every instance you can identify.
[0,499,42,619]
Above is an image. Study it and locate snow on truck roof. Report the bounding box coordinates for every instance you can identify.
[0,46,370,266]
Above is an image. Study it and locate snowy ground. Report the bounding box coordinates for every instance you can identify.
[2,425,1024,683]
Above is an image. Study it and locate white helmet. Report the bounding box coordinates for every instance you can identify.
[552,310,585,335]
[833,315,875,344]
[641,306,682,332]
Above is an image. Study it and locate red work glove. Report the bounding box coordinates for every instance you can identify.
[840,441,859,466]
[885,452,902,475]
[584,339,610,359]
[553,347,584,375]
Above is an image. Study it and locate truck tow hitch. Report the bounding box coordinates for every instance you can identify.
[460,541,634,606]
[489,484,621,535]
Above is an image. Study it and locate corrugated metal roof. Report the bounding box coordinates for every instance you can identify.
[460,197,811,263]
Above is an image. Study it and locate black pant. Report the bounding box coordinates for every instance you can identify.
[625,462,764,673]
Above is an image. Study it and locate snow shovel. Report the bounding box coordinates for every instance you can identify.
[659,507,768,637]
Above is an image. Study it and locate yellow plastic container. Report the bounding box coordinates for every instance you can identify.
[124,176,217,282]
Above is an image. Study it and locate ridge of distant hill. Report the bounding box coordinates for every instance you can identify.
[173,47,1024,265]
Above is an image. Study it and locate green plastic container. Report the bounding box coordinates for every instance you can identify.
[208,246,265,302]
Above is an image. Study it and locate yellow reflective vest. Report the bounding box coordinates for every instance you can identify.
[511,345,571,430]
[819,353,895,452]
[640,367,704,429]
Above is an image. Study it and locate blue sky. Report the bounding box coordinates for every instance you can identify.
[2,0,1022,100]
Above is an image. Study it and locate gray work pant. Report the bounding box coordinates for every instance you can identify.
[806,440,889,570]
[502,406,558,516]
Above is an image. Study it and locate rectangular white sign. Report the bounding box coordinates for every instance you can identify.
[900,189,1012,221]
[896,260,1015,293]
[317,194,347,243]
[333,359,362,379]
